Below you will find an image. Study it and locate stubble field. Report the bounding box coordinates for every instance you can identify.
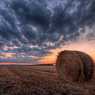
[0,64,95,95]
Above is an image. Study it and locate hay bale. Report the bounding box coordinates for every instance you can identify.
[56,50,94,82]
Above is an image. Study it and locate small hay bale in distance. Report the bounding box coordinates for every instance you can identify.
[56,50,94,82]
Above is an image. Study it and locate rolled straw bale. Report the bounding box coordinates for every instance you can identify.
[56,50,94,82]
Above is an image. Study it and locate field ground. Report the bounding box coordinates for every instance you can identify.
[0,64,95,95]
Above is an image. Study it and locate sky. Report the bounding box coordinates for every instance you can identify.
[0,0,95,64]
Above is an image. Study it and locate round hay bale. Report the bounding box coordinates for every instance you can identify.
[56,50,94,82]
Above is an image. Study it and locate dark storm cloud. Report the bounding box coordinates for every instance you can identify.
[12,46,51,57]
[50,0,95,40]
[0,0,95,58]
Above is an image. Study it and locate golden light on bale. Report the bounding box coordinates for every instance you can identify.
[56,50,94,82]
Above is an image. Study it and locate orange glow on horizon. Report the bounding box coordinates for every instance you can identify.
[40,40,95,64]
[0,53,16,58]
[0,62,15,64]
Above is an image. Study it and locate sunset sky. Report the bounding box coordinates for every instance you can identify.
[0,0,95,64]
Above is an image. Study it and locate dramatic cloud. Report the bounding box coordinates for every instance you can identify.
[0,0,95,63]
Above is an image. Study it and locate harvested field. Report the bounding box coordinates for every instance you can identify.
[0,64,95,95]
